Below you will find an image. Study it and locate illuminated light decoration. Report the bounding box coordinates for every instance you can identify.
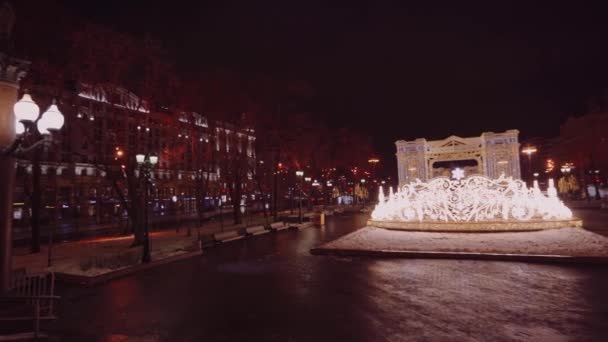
[545,159,555,173]
[451,168,465,180]
[78,88,150,113]
[397,131,522,186]
[371,174,573,223]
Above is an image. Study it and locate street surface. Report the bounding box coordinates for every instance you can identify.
[50,212,608,341]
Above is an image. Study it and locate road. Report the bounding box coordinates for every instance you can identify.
[49,212,608,341]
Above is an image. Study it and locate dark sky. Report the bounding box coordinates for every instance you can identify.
[57,0,608,171]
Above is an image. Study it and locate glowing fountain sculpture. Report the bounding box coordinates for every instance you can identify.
[369,174,581,231]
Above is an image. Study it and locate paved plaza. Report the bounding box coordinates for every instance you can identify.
[39,211,608,341]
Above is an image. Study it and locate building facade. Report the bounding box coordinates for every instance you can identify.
[12,84,256,240]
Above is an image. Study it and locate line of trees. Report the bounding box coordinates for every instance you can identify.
[12,1,375,251]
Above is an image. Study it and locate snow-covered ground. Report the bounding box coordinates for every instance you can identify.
[320,227,608,256]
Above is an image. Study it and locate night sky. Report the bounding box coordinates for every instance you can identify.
[56,0,608,171]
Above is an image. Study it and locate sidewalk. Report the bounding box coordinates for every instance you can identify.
[564,199,607,209]
[12,214,275,282]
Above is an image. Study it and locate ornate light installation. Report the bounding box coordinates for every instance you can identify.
[371,175,573,224]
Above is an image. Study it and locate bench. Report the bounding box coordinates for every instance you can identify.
[303,212,316,219]
[0,271,60,339]
[213,230,244,243]
[245,225,270,236]
[289,221,315,230]
[269,221,289,231]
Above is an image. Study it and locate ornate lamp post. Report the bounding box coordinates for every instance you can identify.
[1,91,64,293]
[361,178,367,205]
[522,146,537,184]
[136,153,158,263]
[295,170,303,223]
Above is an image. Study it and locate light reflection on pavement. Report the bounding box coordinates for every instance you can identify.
[51,213,608,341]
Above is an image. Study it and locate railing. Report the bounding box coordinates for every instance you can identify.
[0,270,60,338]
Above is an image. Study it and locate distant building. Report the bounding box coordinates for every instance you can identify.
[12,83,256,240]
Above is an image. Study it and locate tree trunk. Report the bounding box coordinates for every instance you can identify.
[128,172,143,246]
[273,161,278,221]
[228,176,243,225]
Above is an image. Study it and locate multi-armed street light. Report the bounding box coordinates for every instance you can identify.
[7,92,65,154]
[1,92,64,294]
[295,170,304,223]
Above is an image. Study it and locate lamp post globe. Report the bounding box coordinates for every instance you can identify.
[13,93,39,123]
[15,120,24,135]
[136,154,145,164]
[37,103,64,135]
[149,155,158,165]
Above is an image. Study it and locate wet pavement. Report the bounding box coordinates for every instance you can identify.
[50,213,608,341]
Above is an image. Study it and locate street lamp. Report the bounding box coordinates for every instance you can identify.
[136,153,158,263]
[1,92,64,293]
[13,93,39,122]
[5,94,65,154]
[521,146,537,184]
[296,170,303,223]
[561,163,573,174]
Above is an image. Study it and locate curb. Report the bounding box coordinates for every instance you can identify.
[55,250,203,287]
[310,248,608,264]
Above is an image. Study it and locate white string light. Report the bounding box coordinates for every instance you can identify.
[372,175,573,222]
